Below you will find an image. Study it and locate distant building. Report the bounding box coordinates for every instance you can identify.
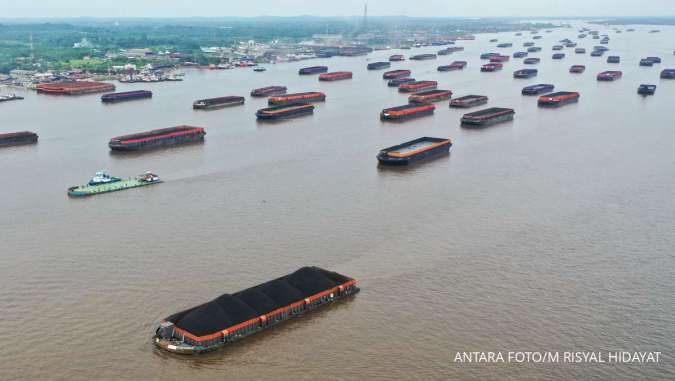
[121,48,154,58]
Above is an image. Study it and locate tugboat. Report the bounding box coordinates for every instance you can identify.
[638,84,656,95]
[88,171,121,186]
[68,171,161,197]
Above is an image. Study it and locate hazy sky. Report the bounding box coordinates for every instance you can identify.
[3,0,674,18]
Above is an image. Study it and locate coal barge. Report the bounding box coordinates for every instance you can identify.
[597,71,622,81]
[661,69,675,79]
[36,81,115,95]
[570,65,586,73]
[154,267,359,354]
[410,54,437,60]
[268,92,326,106]
[408,89,452,103]
[638,84,656,95]
[388,77,416,87]
[381,103,435,121]
[538,91,580,107]
[383,70,411,79]
[389,54,405,61]
[524,58,541,64]
[250,86,287,97]
[398,81,437,93]
[607,56,621,63]
[256,104,315,121]
[193,96,245,110]
[299,66,328,75]
[438,61,467,71]
[108,126,206,152]
[367,62,391,70]
[481,63,503,72]
[552,53,566,60]
[101,90,152,103]
[461,107,515,127]
[377,137,452,165]
[522,84,554,95]
[319,71,353,81]
[514,69,538,78]
[0,131,38,147]
[450,95,488,108]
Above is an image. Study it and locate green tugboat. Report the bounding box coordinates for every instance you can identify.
[68,171,161,197]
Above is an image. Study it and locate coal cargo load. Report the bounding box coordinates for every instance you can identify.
[154,267,359,354]
[108,125,206,152]
[0,131,39,147]
[101,90,152,103]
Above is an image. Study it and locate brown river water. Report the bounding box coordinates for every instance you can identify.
[1,22,674,380]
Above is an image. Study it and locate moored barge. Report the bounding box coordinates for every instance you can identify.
[268,92,326,106]
[383,70,411,79]
[461,107,515,127]
[537,91,580,107]
[319,71,353,81]
[0,131,38,147]
[36,81,115,95]
[489,55,510,63]
[377,137,451,165]
[381,103,435,121]
[101,90,153,103]
[389,54,405,61]
[481,63,503,72]
[109,126,206,151]
[552,53,566,60]
[410,54,437,60]
[513,51,528,58]
[575,48,586,54]
[298,66,328,75]
[367,62,391,70]
[522,83,554,95]
[607,55,620,63]
[597,71,622,81]
[527,46,542,52]
[256,104,315,121]
[68,172,161,197]
[154,267,359,354]
[408,89,452,103]
[398,80,438,93]
[570,65,586,73]
[449,95,488,108]
[514,69,538,78]
[388,77,416,87]
[438,61,467,71]
[638,84,656,95]
[0,94,24,102]
[250,86,287,97]
[660,69,675,79]
[524,58,541,64]
[193,96,245,110]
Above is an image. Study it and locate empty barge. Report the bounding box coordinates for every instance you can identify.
[154,267,359,354]
[461,107,515,127]
[0,131,38,147]
[193,96,245,110]
[36,81,115,95]
[450,95,488,108]
[108,126,206,151]
[319,72,353,81]
[377,137,451,165]
[250,86,287,97]
[268,92,326,106]
[299,66,328,75]
[256,104,315,121]
[381,103,435,121]
[408,89,452,103]
[538,91,580,107]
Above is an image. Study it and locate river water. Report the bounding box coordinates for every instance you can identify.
[1,22,674,380]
